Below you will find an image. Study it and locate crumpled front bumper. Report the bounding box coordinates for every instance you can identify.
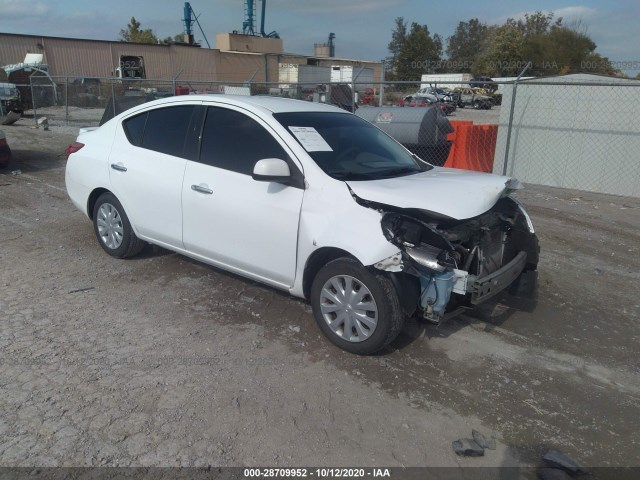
[469,251,529,304]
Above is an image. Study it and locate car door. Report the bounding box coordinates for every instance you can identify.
[182,105,304,287]
[109,103,202,249]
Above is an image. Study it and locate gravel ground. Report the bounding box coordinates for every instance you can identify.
[0,122,639,469]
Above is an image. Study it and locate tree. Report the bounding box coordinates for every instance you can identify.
[387,17,408,72]
[446,19,490,72]
[395,23,441,80]
[473,12,615,77]
[507,11,559,37]
[474,24,526,76]
[389,11,615,80]
[119,17,158,44]
[432,34,444,65]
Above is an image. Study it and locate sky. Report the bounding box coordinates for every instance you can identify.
[1,0,638,76]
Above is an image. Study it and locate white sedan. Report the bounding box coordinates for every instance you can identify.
[65,95,539,354]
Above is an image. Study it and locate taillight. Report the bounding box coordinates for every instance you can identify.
[0,138,7,147]
[66,142,85,156]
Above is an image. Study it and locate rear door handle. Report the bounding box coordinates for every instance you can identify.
[191,184,213,195]
[111,163,127,172]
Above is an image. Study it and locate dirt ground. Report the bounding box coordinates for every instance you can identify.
[0,121,638,470]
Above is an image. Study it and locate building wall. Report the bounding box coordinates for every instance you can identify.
[313,58,383,83]
[0,33,216,79]
[0,32,382,85]
[0,34,45,69]
[215,33,283,54]
[493,74,640,197]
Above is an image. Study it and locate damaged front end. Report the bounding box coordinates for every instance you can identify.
[378,197,539,323]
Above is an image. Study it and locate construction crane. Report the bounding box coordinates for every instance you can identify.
[183,2,211,48]
[242,0,279,38]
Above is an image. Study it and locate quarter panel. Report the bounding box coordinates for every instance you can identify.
[65,123,117,217]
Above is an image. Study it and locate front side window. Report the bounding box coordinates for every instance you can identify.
[199,107,288,175]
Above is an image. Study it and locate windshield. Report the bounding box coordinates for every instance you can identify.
[274,112,430,181]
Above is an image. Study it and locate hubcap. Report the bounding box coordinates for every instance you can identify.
[96,203,124,250]
[319,275,378,343]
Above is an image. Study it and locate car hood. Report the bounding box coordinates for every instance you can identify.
[346,167,519,220]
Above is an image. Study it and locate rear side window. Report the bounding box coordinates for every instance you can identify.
[122,112,147,146]
[199,107,287,175]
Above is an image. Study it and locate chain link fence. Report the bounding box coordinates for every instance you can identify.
[493,79,640,197]
[20,75,640,197]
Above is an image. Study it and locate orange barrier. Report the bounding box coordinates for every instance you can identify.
[444,120,498,172]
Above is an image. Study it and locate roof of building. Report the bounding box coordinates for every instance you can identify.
[0,31,174,48]
[522,73,640,83]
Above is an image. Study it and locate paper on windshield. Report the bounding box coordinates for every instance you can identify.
[288,127,333,152]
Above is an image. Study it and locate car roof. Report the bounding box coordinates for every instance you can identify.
[138,94,349,115]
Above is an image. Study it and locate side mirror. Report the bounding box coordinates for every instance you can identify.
[252,158,291,183]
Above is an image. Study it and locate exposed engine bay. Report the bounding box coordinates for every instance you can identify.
[375,196,539,323]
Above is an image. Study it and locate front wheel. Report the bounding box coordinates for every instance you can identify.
[92,192,145,258]
[310,258,405,355]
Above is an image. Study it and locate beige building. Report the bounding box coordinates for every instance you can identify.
[0,32,382,84]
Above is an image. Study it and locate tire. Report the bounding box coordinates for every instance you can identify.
[310,258,405,355]
[473,101,481,109]
[92,192,145,258]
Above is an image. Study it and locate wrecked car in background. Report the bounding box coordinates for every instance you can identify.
[0,82,23,125]
[455,87,494,109]
[65,95,539,355]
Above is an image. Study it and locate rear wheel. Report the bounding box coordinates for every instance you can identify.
[92,192,145,258]
[310,258,405,355]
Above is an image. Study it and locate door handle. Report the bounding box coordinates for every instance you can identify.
[191,184,213,195]
[111,163,127,172]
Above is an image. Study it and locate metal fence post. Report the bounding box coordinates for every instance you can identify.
[29,74,38,126]
[351,78,356,112]
[65,76,69,126]
[172,70,183,96]
[379,63,385,107]
[502,62,531,176]
[111,80,116,119]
